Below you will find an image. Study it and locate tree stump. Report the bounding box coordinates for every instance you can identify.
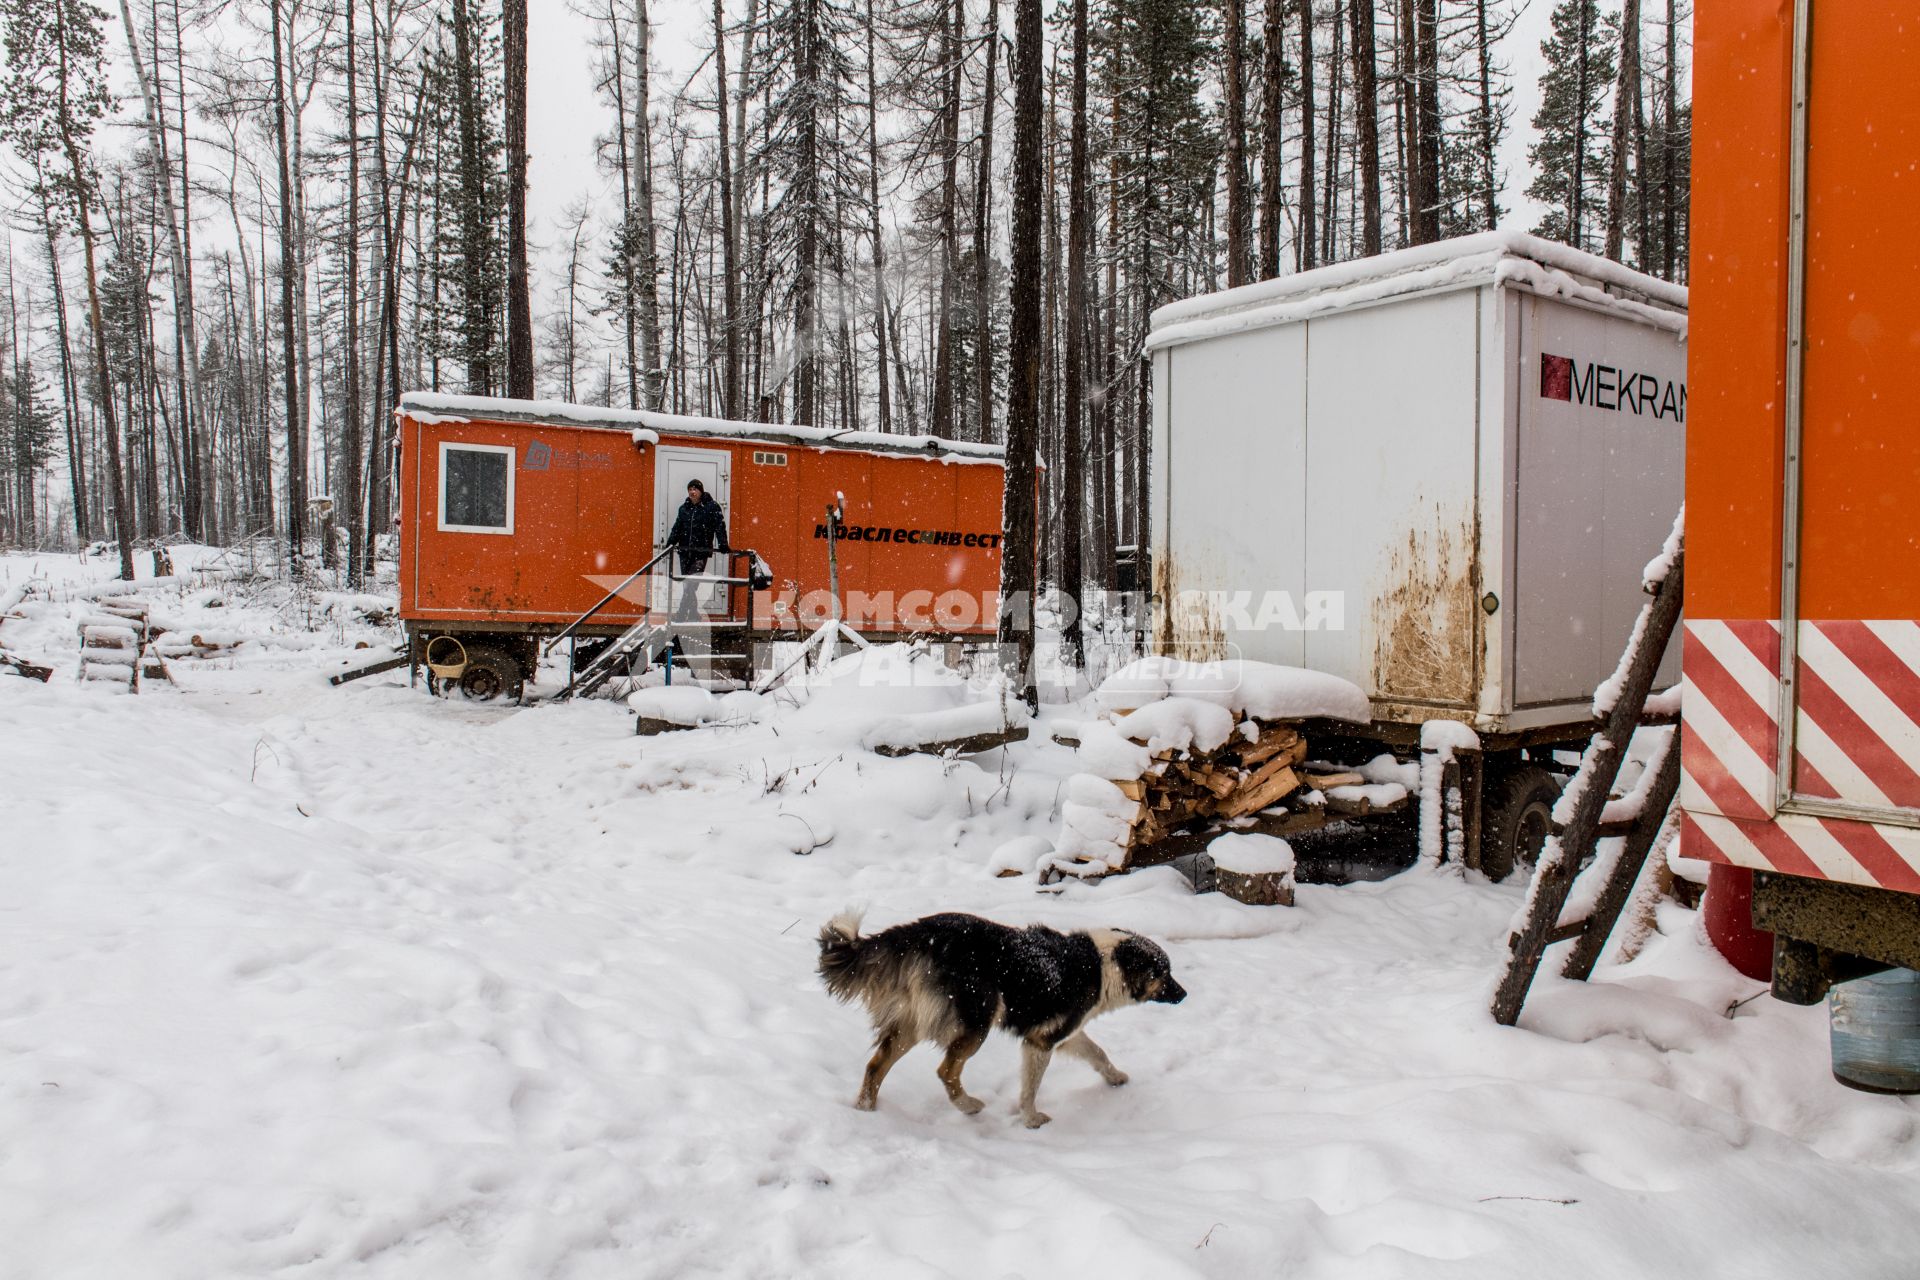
[1217,866,1296,906]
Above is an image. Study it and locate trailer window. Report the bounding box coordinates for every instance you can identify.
[438,443,514,534]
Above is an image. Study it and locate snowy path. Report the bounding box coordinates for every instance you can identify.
[4,555,1920,1278]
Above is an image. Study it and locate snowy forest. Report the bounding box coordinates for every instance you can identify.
[0,0,1689,587]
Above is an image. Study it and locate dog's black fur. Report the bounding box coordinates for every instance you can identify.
[818,910,1186,1127]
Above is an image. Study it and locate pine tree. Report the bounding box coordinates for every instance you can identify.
[750,0,864,426]
[1526,0,1614,251]
[434,0,508,396]
[5,362,60,542]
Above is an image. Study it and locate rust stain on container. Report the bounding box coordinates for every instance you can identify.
[1155,552,1228,660]
[1372,519,1476,705]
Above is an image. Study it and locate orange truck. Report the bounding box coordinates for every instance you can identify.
[1684,1,1920,1000]
[390,393,1009,698]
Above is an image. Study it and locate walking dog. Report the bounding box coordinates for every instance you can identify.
[818,910,1186,1128]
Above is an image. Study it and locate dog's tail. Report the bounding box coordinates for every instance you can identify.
[817,908,867,1001]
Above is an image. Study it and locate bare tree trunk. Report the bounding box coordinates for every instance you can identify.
[34,169,88,543]
[1060,0,1089,665]
[972,0,999,443]
[1323,0,1343,262]
[1413,0,1441,241]
[930,0,962,437]
[1604,0,1640,262]
[1349,0,1381,254]
[117,0,203,541]
[715,0,741,417]
[271,0,306,568]
[1661,0,1677,280]
[342,0,364,583]
[1297,0,1318,269]
[504,0,533,398]
[1224,0,1251,285]
[862,0,890,432]
[1473,0,1498,228]
[633,0,662,407]
[1002,0,1042,707]
[1258,0,1286,278]
[1570,0,1591,246]
[605,0,640,407]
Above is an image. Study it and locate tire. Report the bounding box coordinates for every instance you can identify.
[1480,766,1563,883]
[433,643,524,703]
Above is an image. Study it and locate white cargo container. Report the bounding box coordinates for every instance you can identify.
[1146,231,1687,749]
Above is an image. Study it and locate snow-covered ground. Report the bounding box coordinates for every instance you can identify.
[4,549,1919,1279]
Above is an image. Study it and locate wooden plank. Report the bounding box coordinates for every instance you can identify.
[1562,735,1682,981]
[0,651,52,682]
[871,724,1031,758]
[1303,770,1366,789]
[329,648,410,686]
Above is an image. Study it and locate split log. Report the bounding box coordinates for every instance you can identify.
[1222,764,1302,818]
[1238,726,1303,766]
[1217,866,1296,907]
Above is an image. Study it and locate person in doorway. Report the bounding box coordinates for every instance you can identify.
[666,478,729,622]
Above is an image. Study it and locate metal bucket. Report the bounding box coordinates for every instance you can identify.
[1829,967,1920,1094]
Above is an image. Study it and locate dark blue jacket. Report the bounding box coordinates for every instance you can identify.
[667,494,728,574]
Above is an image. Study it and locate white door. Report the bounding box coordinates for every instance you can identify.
[653,446,731,614]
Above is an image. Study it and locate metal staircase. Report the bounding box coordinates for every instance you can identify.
[546,547,760,701]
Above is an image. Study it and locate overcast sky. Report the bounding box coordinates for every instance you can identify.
[522,0,1569,300]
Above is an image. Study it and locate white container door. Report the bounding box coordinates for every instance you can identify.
[1511,295,1685,708]
[1303,290,1481,707]
[653,446,732,614]
[1158,326,1309,666]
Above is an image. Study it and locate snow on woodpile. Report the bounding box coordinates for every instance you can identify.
[1046,660,1369,881]
[1096,656,1372,724]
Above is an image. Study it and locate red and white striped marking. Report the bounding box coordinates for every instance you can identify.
[1681,618,1920,893]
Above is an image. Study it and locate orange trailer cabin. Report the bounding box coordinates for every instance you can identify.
[1684,1,1920,1001]
[396,392,1010,649]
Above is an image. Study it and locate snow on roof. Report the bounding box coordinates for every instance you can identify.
[1145,230,1688,353]
[396,392,1007,464]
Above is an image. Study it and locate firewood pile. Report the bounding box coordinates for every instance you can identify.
[1043,657,1381,883]
[1048,709,1322,880]
[1124,720,1309,847]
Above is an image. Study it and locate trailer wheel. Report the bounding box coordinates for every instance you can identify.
[433,643,524,703]
[1480,766,1563,882]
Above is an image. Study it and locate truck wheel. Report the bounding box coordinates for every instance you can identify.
[1481,766,1563,882]
[438,643,524,703]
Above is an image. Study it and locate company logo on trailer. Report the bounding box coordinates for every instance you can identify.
[521,438,611,471]
[1540,352,1686,422]
[815,523,1004,550]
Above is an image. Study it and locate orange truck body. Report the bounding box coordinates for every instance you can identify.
[394,393,1010,639]
[1683,3,1920,897]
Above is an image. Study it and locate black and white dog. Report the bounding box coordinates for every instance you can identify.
[818,911,1186,1128]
